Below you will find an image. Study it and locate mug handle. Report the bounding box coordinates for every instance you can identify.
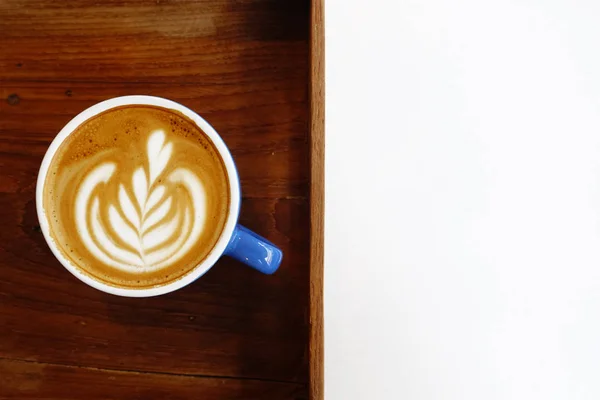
[224,225,283,274]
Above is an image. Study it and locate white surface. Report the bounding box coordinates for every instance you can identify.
[325,1,600,399]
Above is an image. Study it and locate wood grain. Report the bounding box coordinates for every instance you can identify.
[0,0,309,83]
[0,82,309,199]
[0,359,307,400]
[309,0,325,399]
[0,194,309,380]
[0,0,313,398]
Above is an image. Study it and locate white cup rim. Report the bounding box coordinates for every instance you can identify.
[36,95,241,297]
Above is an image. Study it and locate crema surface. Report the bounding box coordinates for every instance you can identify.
[44,105,230,288]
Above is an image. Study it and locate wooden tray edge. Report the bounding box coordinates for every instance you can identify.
[309,0,324,399]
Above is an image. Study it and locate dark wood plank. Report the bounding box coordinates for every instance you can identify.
[0,193,309,381]
[0,0,309,83]
[0,81,309,199]
[0,0,311,397]
[0,359,308,400]
[309,1,324,399]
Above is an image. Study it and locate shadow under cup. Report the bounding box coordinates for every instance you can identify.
[36,95,283,297]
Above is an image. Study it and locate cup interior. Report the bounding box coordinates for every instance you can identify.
[36,96,241,297]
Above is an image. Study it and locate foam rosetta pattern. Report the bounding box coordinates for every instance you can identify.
[74,130,207,273]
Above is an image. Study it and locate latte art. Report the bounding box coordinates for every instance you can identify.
[43,105,230,288]
[76,130,206,272]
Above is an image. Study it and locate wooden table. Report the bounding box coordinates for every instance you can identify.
[0,1,311,398]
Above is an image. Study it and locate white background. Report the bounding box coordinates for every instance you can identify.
[325,1,600,399]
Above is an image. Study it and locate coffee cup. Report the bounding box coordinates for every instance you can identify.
[36,95,282,297]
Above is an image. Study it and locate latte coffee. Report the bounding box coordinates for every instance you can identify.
[43,105,230,289]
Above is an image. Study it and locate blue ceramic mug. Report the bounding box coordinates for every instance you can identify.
[36,96,282,297]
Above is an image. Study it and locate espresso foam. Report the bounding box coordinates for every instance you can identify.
[44,105,230,288]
